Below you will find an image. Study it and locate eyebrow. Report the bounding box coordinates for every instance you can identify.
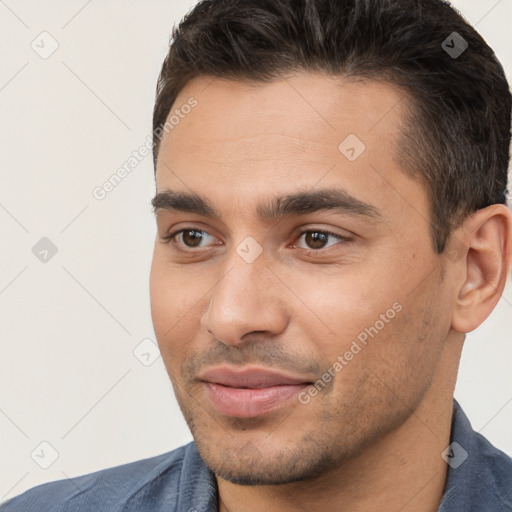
[151,188,382,222]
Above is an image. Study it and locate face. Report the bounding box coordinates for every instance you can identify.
[150,72,455,485]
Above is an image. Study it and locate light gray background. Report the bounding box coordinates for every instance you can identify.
[0,0,511,501]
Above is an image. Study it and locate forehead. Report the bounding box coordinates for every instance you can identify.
[155,72,426,224]
[159,72,406,156]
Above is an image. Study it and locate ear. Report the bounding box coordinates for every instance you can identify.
[450,204,512,334]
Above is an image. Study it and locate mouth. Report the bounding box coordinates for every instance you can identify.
[198,366,314,418]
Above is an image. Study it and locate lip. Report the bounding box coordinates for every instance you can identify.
[199,366,313,418]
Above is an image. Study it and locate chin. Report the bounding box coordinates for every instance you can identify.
[194,431,344,486]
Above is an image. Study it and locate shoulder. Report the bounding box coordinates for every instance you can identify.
[440,401,512,511]
[0,442,216,512]
[469,430,512,509]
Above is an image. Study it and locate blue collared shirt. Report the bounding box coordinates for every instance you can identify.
[2,400,511,511]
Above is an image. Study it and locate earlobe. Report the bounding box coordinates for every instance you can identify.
[451,204,512,334]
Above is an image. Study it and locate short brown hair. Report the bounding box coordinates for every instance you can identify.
[153,0,511,252]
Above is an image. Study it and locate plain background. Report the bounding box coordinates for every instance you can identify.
[0,0,511,501]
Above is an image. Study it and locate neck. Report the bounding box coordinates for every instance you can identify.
[217,335,463,512]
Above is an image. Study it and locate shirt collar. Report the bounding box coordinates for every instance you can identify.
[437,399,482,511]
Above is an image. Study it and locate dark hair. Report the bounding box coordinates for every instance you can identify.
[153,0,511,252]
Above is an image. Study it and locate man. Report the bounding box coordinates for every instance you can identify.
[2,0,511,510]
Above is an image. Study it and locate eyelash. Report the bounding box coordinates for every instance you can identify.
[161,227,349,253]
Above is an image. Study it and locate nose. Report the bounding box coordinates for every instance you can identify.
[200,249,289,347]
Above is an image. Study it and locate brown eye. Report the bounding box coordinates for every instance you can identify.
[162,227,218,250]
[181,229,205,247]
[295,230,347,251]
[304,231,329,249]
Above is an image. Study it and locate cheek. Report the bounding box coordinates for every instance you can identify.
[149,255,204,358]
[287,266,394,349]
[344,282,448,401]
[288,265,429,395]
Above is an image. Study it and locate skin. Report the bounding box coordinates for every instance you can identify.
[149,72,512,512]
